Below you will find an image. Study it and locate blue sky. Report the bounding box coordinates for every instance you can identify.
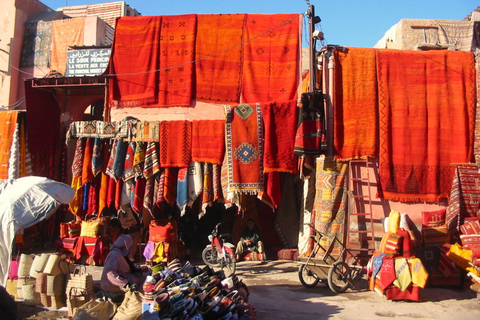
[41,0,478,47]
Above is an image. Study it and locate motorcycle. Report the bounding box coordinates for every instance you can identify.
[201,223,237,274]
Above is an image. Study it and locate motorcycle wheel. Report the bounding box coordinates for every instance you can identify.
[202,245,220,267]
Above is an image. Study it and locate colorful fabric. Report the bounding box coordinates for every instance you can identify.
[138,121,160,142]
[132,178,146,215]
[109,16,161,107]
[422,226,449,247]
[439,246,457,277]
[106,175,116,209]
[201,163,214,213]
[261,100,297,173]
[98,171,109,216]
[164,168,178,208]
[460,220,480,235]
[92,138,103,176]
[445,168,461,238]
[69,177,84,219]
[212,164,223,204]
[372,253,386,280]
[242,14,300,103]
[21,21,52,68]
[387,210,400,234]
[160,121,192,168]
[71,138,85,179]
[410,258,428,288]
[143,177,154,217]
[225,103,264,195]
[460,234,480,250]
[156,170,166,206]
[393,257,412,291]
[378,257,396,290]
[132,142,145,179]
[87,179,98,216]
[191,120,225,165]
[422,208,446,227]
[82,138,95,185]
[176,168,188,214]
[123,142,135,181]
[396,229,413,258]
[143,142,160,179]
[155,14,196,107]
[258,172,282,209]
[50,18,85,75]
[377,50,476,202]
[334,47,377,160]
[7,122,20,179]
[310,157,348,259]
[293,92,323,157]
[187,162,203,207]
[456,165,480,219]
[384,233,402,257]
[447,242,474,271]
[195,14,245,103]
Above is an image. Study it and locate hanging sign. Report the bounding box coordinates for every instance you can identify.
[66,48,111,77]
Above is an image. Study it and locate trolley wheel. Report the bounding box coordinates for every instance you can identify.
[327,261,352,293]
[298,264,320,288]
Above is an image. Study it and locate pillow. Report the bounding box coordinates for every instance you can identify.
[438,246,456,277]
[384,233,403,257]
[421,208,446,227]
[422,226,449,247]
[459,234,480,250]
[387,210,400,234]
[460,220,480,235]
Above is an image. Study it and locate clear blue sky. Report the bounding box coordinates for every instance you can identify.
[41,0,478,48]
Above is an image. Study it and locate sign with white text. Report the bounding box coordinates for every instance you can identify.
[66,48,111,77]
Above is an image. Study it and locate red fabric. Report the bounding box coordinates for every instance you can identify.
[384,285,420,302]
[106,175,116,209]
[109,16,162,107]
[460,234,480,250]
[422,208,446,227]
[460,220,480,235]
[259,172,282,209]
[396,229,413,258]
[82,138,95,185]
[164,168,178,207]
[439,246,457,277]
[377,50,476,202]
[87,178,98,216]
[115,178,123,210]
[191,120,225,165]
[334,47,377,160]
[242,14,300,103]
[160,121,192,167]
[293,92,323,156]
[132,177,146,215]
[379,257,396,290]
[261,100,297,173]
[195,14,245,103]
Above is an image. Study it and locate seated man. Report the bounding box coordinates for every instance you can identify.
[100,234,149,302]
[236,219,265,260]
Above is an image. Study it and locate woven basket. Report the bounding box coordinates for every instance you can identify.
[18,254,34,278]
[40,293,51,307]
[16,277,35,300]
[34,253,51,273]
[35,272,48,293]
[44,254,62,276]
[51,294,66,310]
[22,283,41,305]
[67,287,90,317]
[47,274,66,297]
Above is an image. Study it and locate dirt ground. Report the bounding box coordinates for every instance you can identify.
[13,259,480,320]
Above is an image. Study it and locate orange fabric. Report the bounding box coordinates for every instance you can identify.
[109,16,162,107]
[50,18,85,75]
[334,47,377,160]
[164,168,177,207]
[0,111,18,179]
[377,49,476,202]
[81,138,95,185]
[242,14,300,103]
[160,121,192,167]
[154,14,196,107]
[191,120,225,165]
[195,14,245,103]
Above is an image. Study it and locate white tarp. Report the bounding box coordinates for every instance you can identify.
[0,176,75,286]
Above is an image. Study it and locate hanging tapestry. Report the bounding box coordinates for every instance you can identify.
[132,177,146,215]
[309,157,348,259]
[123,142,136,181]
[201,163,214,213]
[261,100,297,173]
[138,121,160,142]
[195,14,245,103]
[258,172,281,209]
[20,20,52,68]
[212,164,223,203]
[133,142,145,179]
[377,49,475,202]
[293,92,323,157]
[164,168,178,208]
[69,138,85,218]
[92,138,103,176]
[0,111,18,179]
[109,16,162,107]
[191,120,225,165]
[51,18,85,75]
[156,170,166,206]
[144,176,154,217]
[160,120,192,168]
[187,162,203,207]
[242,14,300,103]
[177,168,189,215]
[225,103,264,195]
[82,138,95,185]
[334,47,377,160]
[143,142,160,179]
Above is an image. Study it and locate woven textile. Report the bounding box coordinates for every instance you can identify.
[0,112,18,179]
[177,168,188,214]
[82,138,95,185]
[187,162,203,207]
[446,168,461,238]
[133,142,145,178]
[92,138,103,176]
[393,257,412,291]
[123,142,135,181]
[310,157,348,259]
[212,164,223,203]
[456,164,480,218]
[191,120,225,165]
[51,18,85,75]
[156,170,166,206]
[201,163,213,213]
[410,258,428,288]
[138,121,160,142]
[377,49,476,202]
[109,16,161,107]
[71,139,84,180]
[242,14,300,103]
[164,168,178,207]
[160,121,192,168]
[261,100,297,173]
[132,178,146,215]
[20,21,52,68]
[379,257,396,290]
[225,103,264,195]
[143,176,155,216]
[293,92,323,157]
[334,47,377,160]
[195,14,245,103]
[143,142,160,179]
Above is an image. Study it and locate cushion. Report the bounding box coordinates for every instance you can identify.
[384,233,403,257]
[387,210,400,234]
[459,234,480,250]
[438,246,456,277]
[460,220,480,235]
[422,208,446,227]
[396,229,413,257]
[422,226,449,246]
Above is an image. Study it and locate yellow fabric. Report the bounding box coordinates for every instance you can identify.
[393,257,412,291]
[446,242,478,276]
[69,177,83,218]
[152,242,165,263]
[80,220,100,238]
[410,258,428,288]
[388,210,400,234]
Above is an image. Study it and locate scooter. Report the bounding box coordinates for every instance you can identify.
[201,223,237,274]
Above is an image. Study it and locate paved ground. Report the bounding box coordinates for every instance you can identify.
[15,259,480,319]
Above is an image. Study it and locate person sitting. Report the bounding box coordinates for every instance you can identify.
[100,234,149,302]
[236,219,265,260]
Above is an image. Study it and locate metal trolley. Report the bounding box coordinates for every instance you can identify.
[297,223,367,293]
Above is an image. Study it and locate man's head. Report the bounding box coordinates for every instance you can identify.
[247,219,255,230]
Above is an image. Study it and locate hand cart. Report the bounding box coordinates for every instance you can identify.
[298,223,367,293]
